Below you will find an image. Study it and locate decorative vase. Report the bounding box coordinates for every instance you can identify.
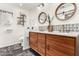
[48,24,53,32]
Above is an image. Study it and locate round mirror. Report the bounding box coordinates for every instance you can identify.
[38,12,47,24]
[55,3,77,21]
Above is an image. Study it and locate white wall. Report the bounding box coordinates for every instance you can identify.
[29,3,79,31]
[0,3,30,48]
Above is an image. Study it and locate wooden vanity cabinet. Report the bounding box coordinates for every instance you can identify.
[38,33,46,55]
[29,32,38,51]
[29,32,76,56]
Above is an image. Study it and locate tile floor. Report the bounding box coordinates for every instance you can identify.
[0,48,35,56]
[0,44,35,56]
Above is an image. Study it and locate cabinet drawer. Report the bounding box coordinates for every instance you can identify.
[46,34,75,47]
[46,41,75,56]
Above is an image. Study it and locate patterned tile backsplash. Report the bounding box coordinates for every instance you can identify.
[39,26,48,31]
[39,23,79,33]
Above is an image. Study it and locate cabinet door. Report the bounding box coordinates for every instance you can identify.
[46,41,67,56]
[38,33,46,56]
[29,32,38,51]
[46,34,76,56]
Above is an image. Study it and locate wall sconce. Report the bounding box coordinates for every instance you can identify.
[37,3,45,9]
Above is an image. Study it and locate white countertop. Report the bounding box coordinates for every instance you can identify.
[30,31,79,37]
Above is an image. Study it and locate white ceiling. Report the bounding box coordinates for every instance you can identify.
[10,3,41,10]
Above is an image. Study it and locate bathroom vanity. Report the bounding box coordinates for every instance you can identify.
[29,31,79,56]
